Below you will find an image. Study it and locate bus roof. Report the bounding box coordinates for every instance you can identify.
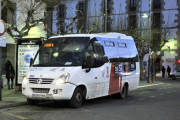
[50,32,133,40]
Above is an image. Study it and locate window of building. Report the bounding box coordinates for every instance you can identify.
[129,15,136,29]
[107,0,111,14]
[153,0,161,9]
[77,19,85,33]
[1,2,7,22]
[130,0,136,11]
[59,22,64,34]
[59,5,65,18]
[153,13,161,28]
[79,2,85,16]
[107,17,111,32]
[153,32,161,42]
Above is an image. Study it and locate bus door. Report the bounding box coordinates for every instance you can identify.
[82,37,107,98]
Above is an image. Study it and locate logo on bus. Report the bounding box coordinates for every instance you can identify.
[106,66,109,78]
[37,79,42,84]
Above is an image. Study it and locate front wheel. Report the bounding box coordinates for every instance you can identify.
[70,87,83,108]
[171,75,176,80]
[27,99,39,105]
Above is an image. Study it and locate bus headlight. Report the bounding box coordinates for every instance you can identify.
[56,73,70,84]
[22,73,28,84]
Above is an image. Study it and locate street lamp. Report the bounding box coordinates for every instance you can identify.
[142,0,152,83]
[148,0,152,83]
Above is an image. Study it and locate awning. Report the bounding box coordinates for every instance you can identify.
[23,23,46,38]
[2,22,46,44]
[2,32,16,44]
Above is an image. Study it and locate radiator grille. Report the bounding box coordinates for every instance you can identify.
[32,88,50,93]
[29,78,54,84]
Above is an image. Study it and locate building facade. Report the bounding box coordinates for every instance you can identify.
[47,0,179,74]
[1,0,46,84]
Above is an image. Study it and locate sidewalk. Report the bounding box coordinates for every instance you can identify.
[0,76,169,109]
[0,86,27,109]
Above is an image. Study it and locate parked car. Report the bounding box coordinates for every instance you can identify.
[170,68,180,80]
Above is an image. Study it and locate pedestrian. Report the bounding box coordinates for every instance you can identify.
[5,60,15,90]
[162,66,166,78]
[167,66,171,78]
[151,67,153,76]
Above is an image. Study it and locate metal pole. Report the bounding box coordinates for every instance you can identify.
[105,0,107,33]
[147,0,152,83]
[85,0,88,33]
[0,0,1,19]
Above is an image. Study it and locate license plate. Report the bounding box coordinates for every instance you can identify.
[32,94,46,98]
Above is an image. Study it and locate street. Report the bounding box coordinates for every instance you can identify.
[0,79,180,120]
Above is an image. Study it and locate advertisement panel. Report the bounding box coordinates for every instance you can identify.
[114,62,136,78]
[17,45,39,84]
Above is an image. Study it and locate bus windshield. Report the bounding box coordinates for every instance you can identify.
[32,37,90,67]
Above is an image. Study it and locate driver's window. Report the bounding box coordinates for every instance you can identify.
[83,43,94,67]
[92,39,105,67]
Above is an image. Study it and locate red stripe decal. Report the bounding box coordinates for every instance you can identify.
[119,77,122,92]
[109,63,120,95]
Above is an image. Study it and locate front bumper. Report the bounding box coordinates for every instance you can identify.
[22,83,76,100]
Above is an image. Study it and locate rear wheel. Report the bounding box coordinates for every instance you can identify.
[120,85,127,99]
[112,85,128,99]
[70,87,83,108]
[172,75,176,80]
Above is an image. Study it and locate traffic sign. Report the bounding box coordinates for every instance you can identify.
[152,52,156,57]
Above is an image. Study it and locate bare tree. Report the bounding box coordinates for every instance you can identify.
[1,0,61,38]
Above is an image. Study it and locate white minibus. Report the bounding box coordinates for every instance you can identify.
[22,33,139,108]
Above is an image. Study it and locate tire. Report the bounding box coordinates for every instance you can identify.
[27,99,39,105]
[70,87,83,108]
[120,85,127,99]
[172,75,176,80]
[112,85,128,99]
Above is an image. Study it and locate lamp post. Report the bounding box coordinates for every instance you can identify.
[142,0,152,83]
[148,0,152,83]
[105,0,107,33]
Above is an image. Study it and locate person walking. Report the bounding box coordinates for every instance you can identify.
[5,60,15,90]
[167,66,171,78]
[162,66,166,78]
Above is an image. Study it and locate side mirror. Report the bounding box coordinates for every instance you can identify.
[86,56,93,72]
[103,55,108,63]
[30,58,34,67]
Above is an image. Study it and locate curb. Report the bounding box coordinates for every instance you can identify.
[0,102,28,109]
[138,83,164,88]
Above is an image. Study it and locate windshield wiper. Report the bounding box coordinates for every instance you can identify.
[33,63,48,67]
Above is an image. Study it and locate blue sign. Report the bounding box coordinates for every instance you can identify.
[24,54,32,63]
